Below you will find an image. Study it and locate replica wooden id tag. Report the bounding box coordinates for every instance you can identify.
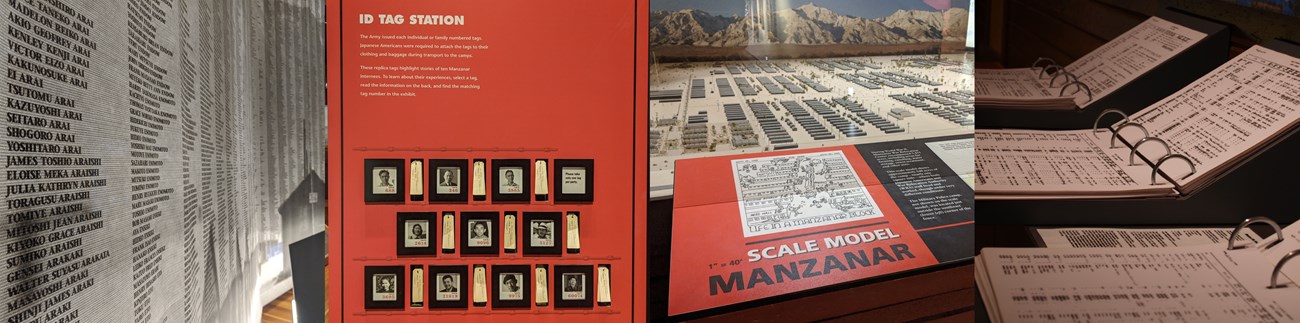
[472,160,486,201]
[534,159,549,201]
[597,265,611,306]
[409,160,424,201]
[441,212,455,253]
[504,212,518,253]
[410,266,425,308]
[534,265,549,306]
[566,212,581,254]
[472,265,487,306]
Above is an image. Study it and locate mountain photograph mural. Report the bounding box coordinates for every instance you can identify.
[650,1,969,61]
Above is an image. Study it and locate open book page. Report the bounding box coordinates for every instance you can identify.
[978,246,1300,322]
[1259,222,1300,288]
[974,129,1174,197]
[1065,16,1207,108]
[974,68,1056,98]
[1122,45,1300,190]
[974,68,1081,110]
[1037,227,1262,248]
[974,17,1205,109]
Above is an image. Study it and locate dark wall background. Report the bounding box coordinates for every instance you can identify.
[976,0,1300,67]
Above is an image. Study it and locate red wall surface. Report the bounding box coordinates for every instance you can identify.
[328,1,647,321]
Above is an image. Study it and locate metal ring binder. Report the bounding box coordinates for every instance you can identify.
[1049,70,1077,87]
[1038,64,1065,79]
[1059,81,1094,103]
[1129,137,1170,166]
[1270,249,1299,289]
[1227,217,1283,250]
[1031,57,1057,71]
[1151,154,1195,185]
[1110,122,1148,148]
[1092,109,1130,139]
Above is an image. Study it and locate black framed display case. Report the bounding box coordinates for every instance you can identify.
[364,266,405,310]
[491,159,532,203]
[364,159,405,203]
[427,265,470,309]
[553,159,594,202]
[396,212,437,256]
[553,265,595,308]
[460,212,500,255]
[523,212,563,256]
[491,265,532,309]
[429,159,470,203]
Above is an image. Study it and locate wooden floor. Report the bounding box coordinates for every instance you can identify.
[263,267,327,323]
[262,291,295,323]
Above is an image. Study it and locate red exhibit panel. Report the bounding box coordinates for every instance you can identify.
[668,136,975,317]
[327,1,647,322]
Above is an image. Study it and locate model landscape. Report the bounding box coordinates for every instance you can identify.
[650,2,973,198]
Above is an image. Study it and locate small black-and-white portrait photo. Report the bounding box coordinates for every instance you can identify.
[468,220,491,247]
[499,273,523,300]
[436,273,460,301]
[436,167,460,194]
[530,220,554,247]
[372,167,397,194]
[562,273,585,300]
[499,167,523,194]
[404,220,429,248]
[373,274,397,301]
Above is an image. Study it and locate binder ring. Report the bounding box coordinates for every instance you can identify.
[1031,57,1057,71]
[1151,154,1195,185]
[1060,81,1094,103]
[1270,249,1300,289]
[1228,217,1283,250]
[1110,122,1148,148]
[1038,64,1066,79]
[1129,137,1170,166]
[1050,70,1077,87]
[1093,109,1130,139]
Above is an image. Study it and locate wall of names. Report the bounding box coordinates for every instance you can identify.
[2,0,325,322]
